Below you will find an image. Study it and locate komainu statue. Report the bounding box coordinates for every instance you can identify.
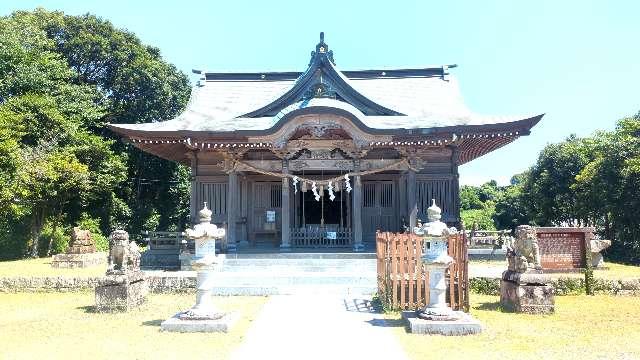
[506,225,542,273]
[107,229,141,274]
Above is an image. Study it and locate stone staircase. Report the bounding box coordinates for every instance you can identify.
[209,252,378,296]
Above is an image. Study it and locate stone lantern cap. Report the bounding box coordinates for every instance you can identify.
[426,199,442,222]
[198,202,213,223]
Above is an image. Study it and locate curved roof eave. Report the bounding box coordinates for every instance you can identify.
[107,113,544,140]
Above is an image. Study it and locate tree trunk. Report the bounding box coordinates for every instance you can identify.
[29,208,45,258]
[46,211,64,257]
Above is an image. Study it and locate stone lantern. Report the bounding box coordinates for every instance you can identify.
[162,203,233,332]
[413,199,456,320]
[403,199,482,335]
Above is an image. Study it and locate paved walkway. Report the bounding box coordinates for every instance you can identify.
[230,294,410,360]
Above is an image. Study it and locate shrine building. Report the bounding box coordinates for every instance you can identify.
[109,33,542,253]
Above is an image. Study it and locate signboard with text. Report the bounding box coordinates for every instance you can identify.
[537,231,585,270]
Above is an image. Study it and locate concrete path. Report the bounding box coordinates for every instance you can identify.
[230,294,410,360]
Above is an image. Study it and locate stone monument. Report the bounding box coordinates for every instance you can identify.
[500,225,554,314]
[590,238,611,267]
[51,227,106,268]
[161,203,234,332]
[95,229,148,312]
[402,200,482,335]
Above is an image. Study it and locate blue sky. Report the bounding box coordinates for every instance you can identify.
[2,1,639,185]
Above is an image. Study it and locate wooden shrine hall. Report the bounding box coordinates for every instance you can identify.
[109,33,542,252]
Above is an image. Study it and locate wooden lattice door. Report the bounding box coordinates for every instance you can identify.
[362,181,396,241]
[251,181,282,245]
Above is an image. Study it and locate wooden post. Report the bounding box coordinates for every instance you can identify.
[407,169,417,229]
[352,160,364,252]
[451,146,461,225]
[187,151,198,225]
[280,162,291,251]
[227,170,238,252]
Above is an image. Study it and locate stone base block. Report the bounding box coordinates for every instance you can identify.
[51,252,106,269]
[95,271,148,312]
[161,312,238,332]
[500,279,554,314]
[402,311,482,336]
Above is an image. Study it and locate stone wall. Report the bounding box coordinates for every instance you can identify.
[2,273,638,296]
[0,275,196,294]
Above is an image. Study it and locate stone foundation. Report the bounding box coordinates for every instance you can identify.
[402,311,482,335]
[95,271,148,312]
[51,252,106,269]
[500,270,554,314]
[161,312,238,333]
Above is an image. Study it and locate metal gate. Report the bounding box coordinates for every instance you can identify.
[362,181,396,241]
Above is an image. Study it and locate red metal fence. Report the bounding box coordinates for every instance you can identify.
[376,231,469,312]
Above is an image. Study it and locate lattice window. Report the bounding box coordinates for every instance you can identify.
[363,183,376,207]
[417,179,453,218]
[198,182,227,215]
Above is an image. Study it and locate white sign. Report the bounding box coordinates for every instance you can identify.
[326,231,337,240]
[266,210,276,223]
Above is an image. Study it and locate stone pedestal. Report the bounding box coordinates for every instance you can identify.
[52,252,106,268]
[161,312,238,333]
[500,270,554,314]
[95,271,148,312]
[402,311,482,336]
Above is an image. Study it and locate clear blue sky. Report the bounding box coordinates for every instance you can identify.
[2,1,639,186]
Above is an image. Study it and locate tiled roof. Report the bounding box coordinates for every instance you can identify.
[110,71,535,134]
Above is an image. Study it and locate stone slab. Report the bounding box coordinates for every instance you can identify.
[161,312,238,333]
[51,252,106,269]
[401,311,482,336]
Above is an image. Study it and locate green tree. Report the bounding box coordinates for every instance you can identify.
[0,10,128,258]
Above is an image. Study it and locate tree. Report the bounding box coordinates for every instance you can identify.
[1,9,193,259]
[0,10,128,258]
[522,135,591,226]
[28,9,192,236]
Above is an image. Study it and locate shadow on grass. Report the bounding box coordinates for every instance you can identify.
[142,319,163,327]
[77,305,98,313]
[474,301,508,312]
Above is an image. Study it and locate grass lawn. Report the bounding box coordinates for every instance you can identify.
[390,294,640,360]
[0,256,106,277]
[0,292,267,360]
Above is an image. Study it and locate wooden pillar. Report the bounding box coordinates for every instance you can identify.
[407,168,418,230]
[227,170,238,252]
[352,160,364,252]
[280,162,291,251]
[451,146,461,226]
[188,151,198,225]
[238,175,249,248]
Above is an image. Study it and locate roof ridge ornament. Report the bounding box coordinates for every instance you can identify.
[309,32,335,66]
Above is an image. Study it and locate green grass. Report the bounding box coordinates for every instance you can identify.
[0,256,107,277]
[0,292,267,360]
[390,294,640,360]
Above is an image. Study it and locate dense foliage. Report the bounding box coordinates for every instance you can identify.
[461,114,640,263]
[0,9,191,259]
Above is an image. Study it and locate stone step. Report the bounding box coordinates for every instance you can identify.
[211,271,376,287]
[227,252,376,260]
[219,259,376,272]
[218,265,376,273]
[211,285,377,296]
